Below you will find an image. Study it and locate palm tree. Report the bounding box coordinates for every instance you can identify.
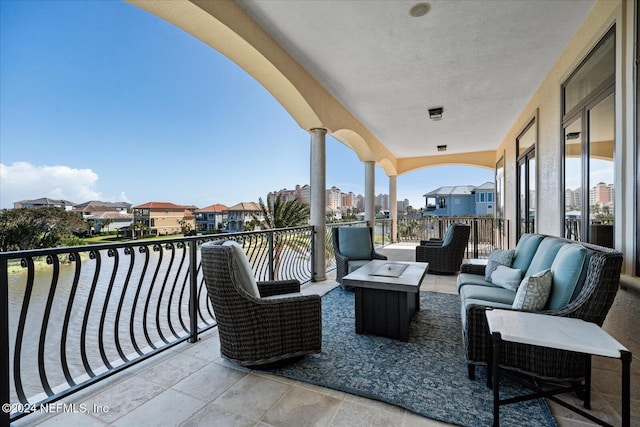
[255,194,310,229]
[253,195,310,279]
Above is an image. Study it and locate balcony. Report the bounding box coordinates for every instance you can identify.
[3,223,635,426]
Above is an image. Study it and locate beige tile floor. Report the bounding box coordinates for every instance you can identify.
[12,243,638,427]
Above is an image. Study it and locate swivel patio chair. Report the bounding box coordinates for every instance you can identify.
[415,223,470,274]
[332,226,387,286]
[201,240,322,366]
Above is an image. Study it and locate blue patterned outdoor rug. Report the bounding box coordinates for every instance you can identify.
[264,287,557,427]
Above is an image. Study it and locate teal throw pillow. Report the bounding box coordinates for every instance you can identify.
[490,265,522,291]
[512,269,553,311]
[338,227,372,260]
[548,244,587,309]
[484,248,516,282]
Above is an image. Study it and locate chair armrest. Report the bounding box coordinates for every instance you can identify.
[257,280,301,297]
[373,251,388,260]
[420,239,443,246]
[460,263,487,275]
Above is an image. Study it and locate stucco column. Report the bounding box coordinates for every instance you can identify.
[389,175,397,243]
[310,128,327,281]
[364,161,375,227]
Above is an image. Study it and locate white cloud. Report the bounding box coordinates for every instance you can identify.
[0,162,102,208]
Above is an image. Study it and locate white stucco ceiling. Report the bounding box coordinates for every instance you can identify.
[236,0,595,159]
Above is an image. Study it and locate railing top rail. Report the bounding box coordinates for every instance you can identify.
[326,221,367,228]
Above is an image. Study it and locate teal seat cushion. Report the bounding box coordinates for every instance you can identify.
[512,234,545,272]
[347,259,370,273]
[459,284,516,305]
[548,243,588,310]
[338,227,372,260]
[442,225,456,246]
[525,237,566,277]
[457,273,494,291]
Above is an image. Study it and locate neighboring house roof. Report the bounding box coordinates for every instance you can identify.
[75,205,119,213]
[423,186,476,197]
[474,181,495,191]
[195,204,229,213]
[226,202,261,212]
[183,210,195,219]
[133,202,189,210]
[423,182,495,197]
[74,200,132,210]
[85,212,134,220]
[16,197,76,207]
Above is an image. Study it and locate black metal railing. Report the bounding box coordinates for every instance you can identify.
[379,217,509,258]
[1,226,313,423]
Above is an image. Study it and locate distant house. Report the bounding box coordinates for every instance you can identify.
[13,197,76,210]
[423,182,495,216]
[132,202,197,236]
[73,201,131,217]
[473,182,495,215]
[195,204,228,232]
[225,202,262,232]
[85,211,134,233]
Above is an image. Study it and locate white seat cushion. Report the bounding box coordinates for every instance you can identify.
[223,240,260,298]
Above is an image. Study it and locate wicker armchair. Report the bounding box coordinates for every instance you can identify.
[464,239,623,382]
[332,226,387,286]
[201,240,321,366]
[415,223,470,274]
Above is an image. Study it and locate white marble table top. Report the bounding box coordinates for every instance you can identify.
[485,309,628,359]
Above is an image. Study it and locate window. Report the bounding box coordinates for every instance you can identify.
[426,197,436,210]
[438,197,446,209]
[480,193,486,202]
[488,193,493,203]
[562,28,615,248]
[517,118,536,238]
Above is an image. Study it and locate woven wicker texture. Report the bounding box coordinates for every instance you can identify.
[201,241,322,366]
[463,236,623,382]
[331,226,387,285]
[415,223,471,274]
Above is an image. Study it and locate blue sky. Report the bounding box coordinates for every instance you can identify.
[0,1,492,210]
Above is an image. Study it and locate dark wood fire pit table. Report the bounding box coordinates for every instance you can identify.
[342,260,429,342]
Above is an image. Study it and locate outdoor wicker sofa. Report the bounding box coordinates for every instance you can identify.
[332,226,387,286]
[458,234,623,382]
[201,240,322,366]
[415,223,470,274]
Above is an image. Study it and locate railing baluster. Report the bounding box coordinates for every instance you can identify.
[141,244,163,350]
[80,251,100,378]
[60,251,82,386]
[37,255,61,397]
[268,233,274,281]
[129,246,150,356]
[1,256,10,427]
[114,247,135,362]
[188,240,198,343]
[97,249,119,370]
[13,258,34,404]
[154,243,174,345]
[166,243,187,340]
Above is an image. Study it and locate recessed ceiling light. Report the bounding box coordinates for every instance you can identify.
[437,145,447,152]
[409,2,431,18]
[428,107,444,120]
